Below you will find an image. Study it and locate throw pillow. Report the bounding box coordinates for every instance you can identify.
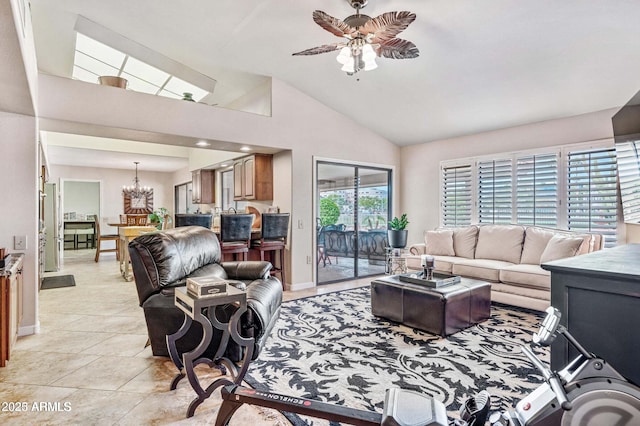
[474,225,525,264]
[424,229,455,256]
[521,227,555,264]
[540,235,585,263]
[452,226,478,259]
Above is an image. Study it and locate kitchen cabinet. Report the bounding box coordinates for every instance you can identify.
[192,169,215,204]
[1,254,24,367]
[233,154,273,201]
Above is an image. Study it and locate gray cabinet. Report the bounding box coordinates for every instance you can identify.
[541,244,640,385]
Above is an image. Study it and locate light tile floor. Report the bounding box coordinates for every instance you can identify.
[0,249,375,425]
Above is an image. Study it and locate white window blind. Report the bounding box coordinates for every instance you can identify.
[442,165,472,227]
[478,159,513,224]
[568,148,617,246]
[516,153,558,227]
[615,141,640,223]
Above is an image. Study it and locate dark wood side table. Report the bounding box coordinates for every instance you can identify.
[542,244,640,385]
[168,285,254,418]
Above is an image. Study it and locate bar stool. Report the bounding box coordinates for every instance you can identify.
[219,214,253,261]
[252,213,289,287]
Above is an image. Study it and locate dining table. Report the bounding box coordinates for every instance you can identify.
[108,223,158,281]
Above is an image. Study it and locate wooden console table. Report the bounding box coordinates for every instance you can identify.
[542,244,640,385]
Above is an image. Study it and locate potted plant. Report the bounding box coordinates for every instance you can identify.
[149,207,171,230]
[387,213,409,248]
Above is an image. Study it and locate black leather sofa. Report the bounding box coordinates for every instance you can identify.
[128,226,282,362]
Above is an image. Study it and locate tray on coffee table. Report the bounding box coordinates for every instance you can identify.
[398,272,461,288]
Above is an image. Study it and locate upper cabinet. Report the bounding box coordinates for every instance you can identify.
[192,169,215,204]
[233,154,273,201]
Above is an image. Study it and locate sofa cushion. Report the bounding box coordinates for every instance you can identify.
[499,264,550,290]
[474,225,525,264]
[424,229,455,256]
[540,235,584,263]
[521,227,555,264]
[452,226,479,259]
[452,258,515,282]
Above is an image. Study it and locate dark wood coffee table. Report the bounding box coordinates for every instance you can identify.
[370,274,491,337]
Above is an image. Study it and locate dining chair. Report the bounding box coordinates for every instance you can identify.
[219,214,253,261]
[126,214,148,225]
[251,213,289,287]
[94,217,120,262]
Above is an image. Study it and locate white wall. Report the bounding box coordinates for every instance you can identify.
[0,111,38,335]
[400,108,620,245]
[49,165,176,235]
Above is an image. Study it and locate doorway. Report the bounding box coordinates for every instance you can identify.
[316,161,391,284]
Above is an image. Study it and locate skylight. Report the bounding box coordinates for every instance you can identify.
[72,33,209,102]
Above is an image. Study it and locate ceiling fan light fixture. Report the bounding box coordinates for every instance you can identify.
[294,1,418,76]
[341,57,356,73]
[336,47,351,64]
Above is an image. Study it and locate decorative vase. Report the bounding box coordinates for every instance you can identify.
[387,229,408,249]
[98,76,128,89]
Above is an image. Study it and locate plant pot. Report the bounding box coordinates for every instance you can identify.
[387,229,408,249]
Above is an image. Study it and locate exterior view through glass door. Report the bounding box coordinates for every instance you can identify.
[316,162,391,284]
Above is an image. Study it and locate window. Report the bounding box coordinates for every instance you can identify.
[221,170,236,211]
[440,141,617,244]
[615,140,640,223]
[174,182,194,214]
[441,165,472,227]
[516,153,558,227]
[478,159,512,224]
[567,148,618,246]
[73,33,210,101]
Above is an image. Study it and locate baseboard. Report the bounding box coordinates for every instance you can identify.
[287,281,315,291]
[18,323,40,336]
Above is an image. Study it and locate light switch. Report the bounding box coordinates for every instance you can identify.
[297,219,304,229]
[14,235,27,250]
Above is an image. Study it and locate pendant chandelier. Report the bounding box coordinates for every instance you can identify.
[122,161,151,198]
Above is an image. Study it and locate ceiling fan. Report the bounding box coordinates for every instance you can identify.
[293,0,419,75]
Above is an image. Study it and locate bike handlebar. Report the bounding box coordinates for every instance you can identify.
[521,345,572,411]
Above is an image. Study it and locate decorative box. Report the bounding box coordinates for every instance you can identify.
[186,276,228,298]
[399,272,461,288]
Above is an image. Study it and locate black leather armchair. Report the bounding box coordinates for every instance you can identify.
[128,226,282,362]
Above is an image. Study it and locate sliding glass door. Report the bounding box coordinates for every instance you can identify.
[316,161,391,284]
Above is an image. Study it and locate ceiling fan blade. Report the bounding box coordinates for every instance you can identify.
[361,11,416,43]
[376,38,420,59]
[312,10,356,38]
[292,43,343,56]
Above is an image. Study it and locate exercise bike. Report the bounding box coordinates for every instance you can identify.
[214,306,640,425]
[490,306,640,425]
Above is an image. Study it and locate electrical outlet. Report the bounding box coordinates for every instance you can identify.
[306,255,312,264]
[297,219,304,229]
[14,235,27,250]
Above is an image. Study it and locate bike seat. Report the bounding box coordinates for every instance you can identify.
[382,388,448,426]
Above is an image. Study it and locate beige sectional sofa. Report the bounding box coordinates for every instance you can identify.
[406,224,605,311]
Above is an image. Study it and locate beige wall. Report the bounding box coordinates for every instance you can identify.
[37,75,401,290]
[400,108,620,245]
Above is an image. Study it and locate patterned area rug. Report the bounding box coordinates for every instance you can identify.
[244,286,548,425]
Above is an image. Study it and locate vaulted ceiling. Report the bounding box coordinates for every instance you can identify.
[31,0,640,149]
